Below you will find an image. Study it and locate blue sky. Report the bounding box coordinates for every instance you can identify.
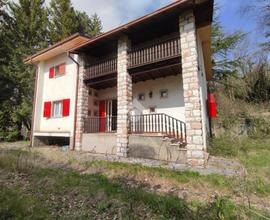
[69,0,263,46]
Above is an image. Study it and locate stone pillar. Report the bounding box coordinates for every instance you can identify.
[74,59,89,151]
[180,12,206,166]
[116,35,132,157]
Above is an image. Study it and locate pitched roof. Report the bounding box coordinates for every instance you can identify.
[24,33,90,64]
[25,0,213,64]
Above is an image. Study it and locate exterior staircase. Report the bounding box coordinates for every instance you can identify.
[130,113,187,148]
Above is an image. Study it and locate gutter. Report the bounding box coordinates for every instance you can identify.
[30,63,38,147]
[67,52,80,151]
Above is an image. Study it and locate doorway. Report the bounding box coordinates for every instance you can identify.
[99,99,117,132]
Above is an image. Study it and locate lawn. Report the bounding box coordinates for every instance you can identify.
[0,141,269,219]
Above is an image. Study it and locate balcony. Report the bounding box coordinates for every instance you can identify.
[128,33,181,69]
[85,56,117,80]
[84,33,182,88]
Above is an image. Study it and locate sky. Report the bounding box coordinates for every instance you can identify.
[68,0,263,44]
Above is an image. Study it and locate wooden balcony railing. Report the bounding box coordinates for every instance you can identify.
[85,57,117,80]
[128,34,181,68]
[130,113,186,144]
[84,34,181,80]
[84,116,117,133]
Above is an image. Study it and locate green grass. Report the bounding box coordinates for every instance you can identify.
[1,148,266,219]
[85,160,232,185]
[0,185,50,219]
[209,136,270,196]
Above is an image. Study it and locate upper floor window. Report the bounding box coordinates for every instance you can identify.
[49,63,66,78]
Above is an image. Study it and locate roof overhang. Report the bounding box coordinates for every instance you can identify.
[24,33,90,64]
[198,24,212,80]
[70,0,213,54]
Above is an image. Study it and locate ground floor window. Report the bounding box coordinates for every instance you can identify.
[52,101,62,118]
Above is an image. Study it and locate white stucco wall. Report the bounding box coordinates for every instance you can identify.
[97,75,185,122]
[33,53,78,135]
[197,33,210,148]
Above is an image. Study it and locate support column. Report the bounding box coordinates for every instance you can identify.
[116,35,132,157]
[74,59,88,151]
[180,12,206,166]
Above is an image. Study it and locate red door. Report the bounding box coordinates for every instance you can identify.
[99,101,106,132]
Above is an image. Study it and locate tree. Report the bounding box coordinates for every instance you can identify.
[49,0,79,43]
[0,0,102,141]
[49,0,102,43]
[0,0,48,140]
[241,0,270,51]
[77,12,102,37]
[211,7,246,80]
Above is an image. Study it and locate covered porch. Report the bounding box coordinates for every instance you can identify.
[71,1,213,166]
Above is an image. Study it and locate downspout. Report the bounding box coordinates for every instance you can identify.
[67,52,80,150]
[30,64,38,147]
[30,62,38,147]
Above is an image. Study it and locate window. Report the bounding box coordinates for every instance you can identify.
[43,99,70,118]
[55,63,65,77]
[52,101,62,118]
[49,63,66,78]
[160,89,168,99]
[149,107,156,113]
[138,93,145,101]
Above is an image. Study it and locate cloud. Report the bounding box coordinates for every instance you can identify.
[70,0,174,31]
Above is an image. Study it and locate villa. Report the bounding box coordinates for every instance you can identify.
[25,0,214,167]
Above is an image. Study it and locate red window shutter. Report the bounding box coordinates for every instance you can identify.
[62,99,70,117]
[43,102,51,118]
[59,63,66,75]
[49,67,54,78]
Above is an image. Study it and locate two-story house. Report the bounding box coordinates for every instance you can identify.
[25,0,214,167]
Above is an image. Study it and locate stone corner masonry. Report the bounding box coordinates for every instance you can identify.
[180,11,207,167]
[116,35,132,157]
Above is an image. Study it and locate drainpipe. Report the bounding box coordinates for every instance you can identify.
[30,62,38,147]
[67,52,80,150]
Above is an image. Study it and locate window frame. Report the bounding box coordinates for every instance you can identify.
[52,100,63,118]
[160,89,168,99]
[137,93,145,101]
[52,63,66,78]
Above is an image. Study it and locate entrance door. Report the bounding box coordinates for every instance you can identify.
[99,101,106,132]
[106,99,117,132]
[99,99,117,132]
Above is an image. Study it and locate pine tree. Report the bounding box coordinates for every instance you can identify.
[211,7,246,80]
[49,0,102,43]
[0,0,48,140]
[77,12,102,37]
[49,0,79,43]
